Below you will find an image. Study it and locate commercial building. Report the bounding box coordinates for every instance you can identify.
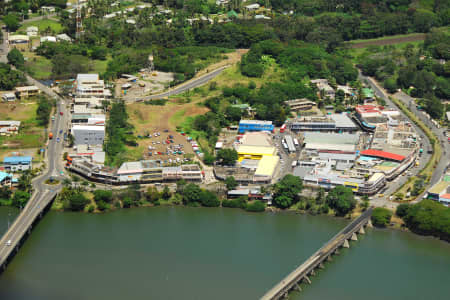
[237,145,276,161]
[303,132,360,154]
[253,156,280,183]
[3,156,32,171]
[427,181,450,207]
[68,145,105,164]
[290,113,358,133]
[71,125,105,145]
[15,86,40,99]
[71,113,105,125]
[0,121,20,135]
[75,74,105,99]
[238,120,274,133]
[284,99,316,111]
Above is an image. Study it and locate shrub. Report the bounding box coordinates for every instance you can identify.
[245,201,266,212]
[371,208,393,227]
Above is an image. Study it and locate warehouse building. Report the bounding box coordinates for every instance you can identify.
[303,132,360,154]
[238,120,274,133]
[290,113,357,133]
[71,125,105,145]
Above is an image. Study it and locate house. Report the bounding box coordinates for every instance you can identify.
[56,33,72,42]
[254,14,271,20]
[0,171,13,186]
[3,156,32,171]
[311,79,335,100]
[0,121,21,135]
[40,36,57,43]
[15,86,40,99]
[8,35,30,51]
[40,6,56,14]
[245,3,260,10]
[26,26,39,37]
[2,93,16,102]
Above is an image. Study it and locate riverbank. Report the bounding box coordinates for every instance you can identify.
[1,206,449,300]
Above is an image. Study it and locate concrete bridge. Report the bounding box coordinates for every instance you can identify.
[0,190,58,272]
[260,208,373,300]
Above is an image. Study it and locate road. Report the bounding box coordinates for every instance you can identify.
[393,91,449,187]
[359,73,434,208]
[130,66,229,101]
[0,74,69,270]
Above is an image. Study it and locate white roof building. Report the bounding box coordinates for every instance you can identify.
[40,36,57,43]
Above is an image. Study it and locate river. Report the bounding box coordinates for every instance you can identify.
[0,206,449,300]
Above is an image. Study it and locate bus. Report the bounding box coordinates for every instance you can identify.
[280,124,286,133]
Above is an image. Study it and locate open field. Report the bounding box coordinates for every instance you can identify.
[25,52,52,80]
[126,100,209,161]
[349,33,426,49]
[0,100,45,152]
[17,18,63,34]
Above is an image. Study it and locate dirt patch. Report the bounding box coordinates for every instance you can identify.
[351,34,426,49]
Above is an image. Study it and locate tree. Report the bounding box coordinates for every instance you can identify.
[146,186,160,203]
[162,185,171,200]
[199,190,220,207]
[245,201,266,212]
[93,190,113,203]
[396,203,410,218]
[3,14,20,31]
[225,176,237,190]
[273,174,303,209]
[216,149,238,166]
[12,190,30,208]
[68,193,89,211]
[383,77,397,94]
[182,183,202,204]
[403,200,449,241]
[326,186,356,216]
[36,96,52,126]
[18,170,32,193]
[0,186,12,200]
[371,207,393,227]
[7,48,25,70]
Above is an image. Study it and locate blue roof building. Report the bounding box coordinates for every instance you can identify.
[3,156,32,171]
[0,171,13,185]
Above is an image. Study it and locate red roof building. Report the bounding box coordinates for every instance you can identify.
[360,149,405,162]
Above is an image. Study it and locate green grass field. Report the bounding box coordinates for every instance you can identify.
[17,18,63,34]
[25,54,52,80]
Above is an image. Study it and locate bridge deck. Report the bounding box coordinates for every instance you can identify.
[0,190,56,268]
[260,208,373,300]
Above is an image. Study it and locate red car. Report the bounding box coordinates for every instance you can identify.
[60,111,63,116]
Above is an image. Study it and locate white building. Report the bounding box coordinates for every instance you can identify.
[2,93,16,102]
[0,121,20,135]
[56,33,72,42]
[26,26,38,37]
[40,36,57,43]
[76,74,105,99]
[71,125,105,145]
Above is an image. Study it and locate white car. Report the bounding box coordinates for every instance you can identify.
[6,240,11,246]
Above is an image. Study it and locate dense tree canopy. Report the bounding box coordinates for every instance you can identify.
[273,175,303,209]
[326,186,356,216]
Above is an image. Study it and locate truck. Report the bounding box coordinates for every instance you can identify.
[49,132,53,139]
[291,161,297,168]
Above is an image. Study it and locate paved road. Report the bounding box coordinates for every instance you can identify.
[0,79,68,269]
[127,66,229,101]
[359,73,433,208]
[393,91,449,187]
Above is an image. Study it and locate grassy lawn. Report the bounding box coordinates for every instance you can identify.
[25,53,52,80]
[90,59,109,74]
[390,96,442,199]
[0,100,45,151]
[17,18,63,34]
[349,32,426,45]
